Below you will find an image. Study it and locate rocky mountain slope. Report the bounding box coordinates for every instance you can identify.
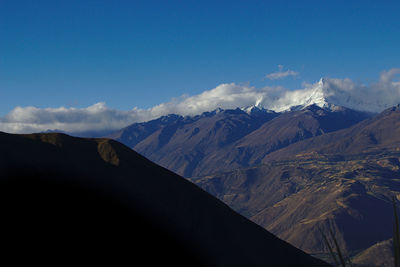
[0,132,330,266]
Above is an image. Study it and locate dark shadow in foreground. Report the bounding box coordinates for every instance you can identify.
[0,175,203,266]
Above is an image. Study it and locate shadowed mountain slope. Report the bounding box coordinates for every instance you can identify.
[0,132,330,267]
[111,105,369,177]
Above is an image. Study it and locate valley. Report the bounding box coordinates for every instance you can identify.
[191,149,400,265]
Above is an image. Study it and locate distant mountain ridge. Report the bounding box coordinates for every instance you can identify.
[37,77,399,137]
[263,104,400,162]
[109,104,370,177]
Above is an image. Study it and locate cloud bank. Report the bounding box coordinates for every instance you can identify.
[1,68,400,134]
[0,103,145,135]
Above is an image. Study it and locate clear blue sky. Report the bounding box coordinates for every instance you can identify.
[1,0,400,116]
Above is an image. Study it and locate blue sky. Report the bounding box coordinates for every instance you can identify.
[1,0,400,133]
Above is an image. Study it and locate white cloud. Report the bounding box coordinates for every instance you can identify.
[266,65,299,80]
[0,84,287,134]
[147,83,285,116]
[0,103,149,135]
[319,68,400,112]
[1,68,400,134]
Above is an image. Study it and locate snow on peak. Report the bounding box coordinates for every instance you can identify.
[264,78,328,112]
[265,75,399,113]
[242,105,261,113]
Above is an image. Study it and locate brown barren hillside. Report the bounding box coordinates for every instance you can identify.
[191,106,400,266]
[353,239,394,267]
[192,155,399,257]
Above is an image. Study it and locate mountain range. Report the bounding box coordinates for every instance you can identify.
[110,104,370,177]
[108,102,400,266]
[195,105,400,266]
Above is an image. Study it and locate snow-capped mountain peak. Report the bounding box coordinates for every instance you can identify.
[267,77,397,113]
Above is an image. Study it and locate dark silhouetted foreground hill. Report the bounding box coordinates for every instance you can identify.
[0,132,330,266]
